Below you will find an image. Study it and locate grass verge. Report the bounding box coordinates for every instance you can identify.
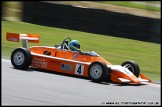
[96,1,160,12]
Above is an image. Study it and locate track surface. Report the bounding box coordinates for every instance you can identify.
[2,59,161,106]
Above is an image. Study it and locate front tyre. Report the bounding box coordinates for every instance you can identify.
[121,61,140,77]
[88,61,110,82]
[11,48,32,69]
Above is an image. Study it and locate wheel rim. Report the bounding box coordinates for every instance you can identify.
[13,51,25,65]
[123,64,134,74]
[90,64,102,79]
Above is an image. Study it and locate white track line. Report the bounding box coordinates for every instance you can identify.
[2,59,10,63]
[141,82,160,88]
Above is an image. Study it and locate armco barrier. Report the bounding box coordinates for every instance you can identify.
[22,1,160,43]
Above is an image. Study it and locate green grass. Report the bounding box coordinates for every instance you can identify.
[1,21,160,82]
[96,1,160,12]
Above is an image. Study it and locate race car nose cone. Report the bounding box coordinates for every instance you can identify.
[131,77,140,84]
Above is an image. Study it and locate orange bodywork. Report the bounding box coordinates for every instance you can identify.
[6,32,40,43]
[110,70,140,83]
[30,46,112,77]
[6,32,20,42]
[140,74,152,82]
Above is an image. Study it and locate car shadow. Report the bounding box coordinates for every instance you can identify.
[89,80,111,85]
[11,67,33,72]
[11,67,148,87]
[110,82,147,86]
[29,67,90,80]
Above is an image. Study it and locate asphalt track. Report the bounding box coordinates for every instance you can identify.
[2,59,161,106]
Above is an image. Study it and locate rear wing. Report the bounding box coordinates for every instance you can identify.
[6,32,40,48]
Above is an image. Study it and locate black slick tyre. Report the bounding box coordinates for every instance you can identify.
[121,61,140,77]
[11,48,32,69]
[88,61,110,82]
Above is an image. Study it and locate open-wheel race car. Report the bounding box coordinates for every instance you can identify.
[6,32,152,84]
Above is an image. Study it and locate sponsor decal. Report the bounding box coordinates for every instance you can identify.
[61,64,72,71]
[8,38,18,42]
[75,64,84,75]
[31,52,91,65]
[73,52,78,60]
[32,57,47,68]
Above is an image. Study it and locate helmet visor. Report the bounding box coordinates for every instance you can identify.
[74,43,80,49]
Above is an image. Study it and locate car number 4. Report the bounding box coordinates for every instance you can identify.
[75,64,84,75]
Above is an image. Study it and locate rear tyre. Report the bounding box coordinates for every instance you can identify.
[121,61,140,77]
[88,61,110,82]
[11,48,32,69]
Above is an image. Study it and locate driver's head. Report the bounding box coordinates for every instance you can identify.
[69,40,80,51]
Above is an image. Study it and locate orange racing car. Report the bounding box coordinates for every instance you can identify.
[6,32,151,84]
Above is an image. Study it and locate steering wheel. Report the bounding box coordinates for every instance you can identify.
[61,37,71,50]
